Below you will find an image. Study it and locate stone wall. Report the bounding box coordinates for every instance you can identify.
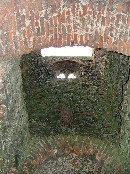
[0,58,29,174]
[19,50,130,173]
[0,54,130,173]
[120,78,130,173]
[20,51,128,140]
[0,0,129,59]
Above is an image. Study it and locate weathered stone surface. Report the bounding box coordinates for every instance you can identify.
[0,58,29,174]
[0,52,130,174]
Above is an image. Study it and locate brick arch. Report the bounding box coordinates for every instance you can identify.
[0,0,129,59]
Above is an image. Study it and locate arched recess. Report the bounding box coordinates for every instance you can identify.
[17,49,130,173]
[0,49,130,173]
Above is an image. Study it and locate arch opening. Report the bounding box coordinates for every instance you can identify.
[1,49,130,174]
[20,49,129,139]
[18,49,130,173]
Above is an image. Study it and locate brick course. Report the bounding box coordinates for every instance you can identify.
[0,0,129,59]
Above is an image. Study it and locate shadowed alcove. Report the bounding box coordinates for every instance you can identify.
[18,49,130,173]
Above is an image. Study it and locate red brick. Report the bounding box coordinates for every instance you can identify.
[35,11,39,20]
[53,16,57,26]
[56,0,61,8]
[66,15,71,24]
[88,11,92,15]
[49,18,53,35]
[106,14,110,26]
[9,32,13,43]
[67,25,72,34]
[0,0,129,58]
[35,21,39,27]
[58,34,62,47]
[53,27,57,39]
[101,8,105,14]
[24,37,29,49]
[98,3,102,11]
[127,19,130,26]
[74,34,78,44]
[108,37,113,49]
[32,37,36,47]
[41,36,46,46]
[79,11,83,17]
[62,36,67,46]
[26,26,31,39]
[84,32,88,40]
[10,0,15,9]
[58,12,61,23]
[124,42,128,51]
[117,40,123,53]
[11,16,16,34]
[51,2,57,13]
[36,27,41,36]
[30,11,35,27]
[101,17,105,26]
[58,24,61,34]
[97,12,101,22]
[127,48,130,56]
[83,5,88,15]
[117,4,122,13]
[22,29,26,38]
[21,15,26,27]
[66,10,70,16]
[129,3,130,13]
[26,7,31,17]
[61,11,65,23]
[116,14,121,28]
[118,39,123,47]
[88,4,93,10]
[72,2,75,15]
[19,40,24,53]
[104,28,110,42]
[45,22,49,37]
[80,35,84,45]
[49,36,53,46]
[85,37,90,46]
[67,34,71,45]
[99,36,103,48]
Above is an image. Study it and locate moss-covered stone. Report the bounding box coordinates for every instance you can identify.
[20,51,129,141]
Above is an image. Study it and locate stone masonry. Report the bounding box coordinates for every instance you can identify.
[0,0,129,59]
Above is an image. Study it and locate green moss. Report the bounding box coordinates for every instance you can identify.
[20,51,129,140]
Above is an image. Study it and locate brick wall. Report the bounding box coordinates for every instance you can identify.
[0,0,129,59]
